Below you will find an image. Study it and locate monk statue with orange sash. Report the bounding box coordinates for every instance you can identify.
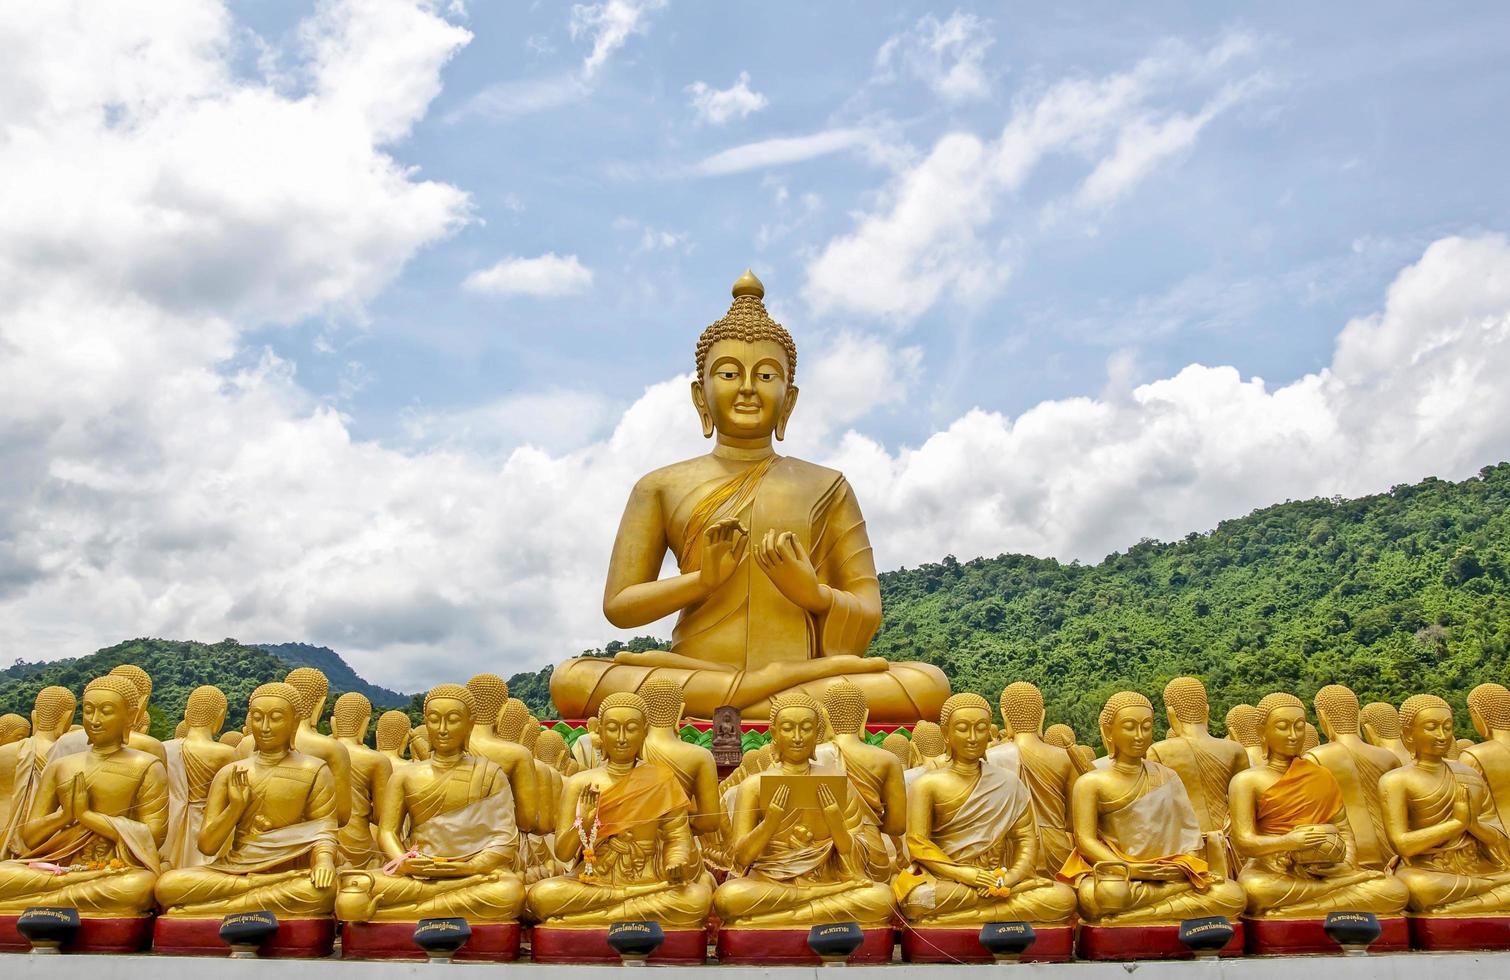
[551,271,950,724]
[1227,693,1407,920]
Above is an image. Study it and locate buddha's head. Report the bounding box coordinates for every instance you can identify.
[1468,683,1510,739]
[821,681,868,737]
[174,720,189,739]
[1313,684,1361,740]
[410,726,431,759]
[83,675,140,749]
[692,271,799,444]
[497,698,531,742]
[880,732,911,768]
[247,683,303,753]
[1400,694,1454,762]
[185,684,228,736]
[219,730,243,747]
[769,691,822,765]
[332,692,373,741]
[522,717,542,751]
[0,713,28,746]
[536,729,567,766]
[1360,702,1402,746]
[1255,693,1306,762]
[598,693,649,766]
[423,684,476,757]
[940,693,992,765]
[641,677,686,729]
[285,668,331,725]
[587,717,600,736]
[32,685,77,739]
[1099,691,1154,760]
[466,673,509,730]
[999,681,1046,738]
[108,664,153,731]
[1225,703,1260,748]
[1163,677,1210,735]
[912,720,945,759]
[1044,723,1078,749]
[375,710,412,753]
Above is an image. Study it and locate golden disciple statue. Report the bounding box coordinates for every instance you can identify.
[1228,693,1407,918]
[1225,704,1265,768]
[463,675,541,833]
[570,717,603,771]
[821,682,906,875]
[332,693,392,870]
[553,271,950,723]
[0,686,76,857]
[1362,702,1414,766]
[713,692,893,929]
[897,693,1076,928]
[525,693,710,928]
[375,710,412,765]
[51,665,166,764]
[1381,694,1510,915]
[1149,677,1250,866]
[1045,723,1096,776]
[1059,692,1245,925]
[0,715,28,747]
[498,699,555,880]
[1307,684,1400,868]
[880,733,912,770]
[1462,683,1510,830]
[162,685,235,870]
[155,683,338,918]
[988,682,1078,875]
[0,676,167,917]
[909,721,948,770]
[410,726,431,760]
[336,685,523,924]
[218,731,243,748]
[640,678,722,841]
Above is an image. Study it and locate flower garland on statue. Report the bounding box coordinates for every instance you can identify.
[574,796,600,883]
[986,867,1013,899]
[27,859,126,876]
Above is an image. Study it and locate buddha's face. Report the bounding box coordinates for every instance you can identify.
[83,690,131,748]
[425,696,474,755]
[773,706,818,765]
[1261,705,1306,761]
[1106,705,1154,760]
[692,339,798,442]
[945,707,991,764]
[601,706,646,765]
[248,695,299,753]
[1404,705,1454,761]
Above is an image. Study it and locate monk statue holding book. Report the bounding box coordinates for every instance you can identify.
[551,271,950,724]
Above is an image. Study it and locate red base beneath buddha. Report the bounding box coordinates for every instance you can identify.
[340,921,520,961]
[717,926,894,965]
[899,924,1073,963]
[1245,916,1408,955]
[1408,915,1510,951]
[152,916,335,957]
[1077,921,1245,961]
[529,925,707,964]
[0,915,152,953]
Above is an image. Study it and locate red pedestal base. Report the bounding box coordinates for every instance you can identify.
[0,915,152,953]
[1245,916,1408,955]
[530,925,707,964]
[900,924,1073,963]
[340,921,520,961]
[1408,916,1510,951]
[1077,921,1245,961]
[717,927,894,965]
[152,916,335,957]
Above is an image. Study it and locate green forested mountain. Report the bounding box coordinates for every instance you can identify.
[868,463,1510,742]
[256,642,406,707]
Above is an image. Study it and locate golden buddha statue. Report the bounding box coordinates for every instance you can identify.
[535,730,569,777]
[374,710,412,765]
[162,685,235,869]
[174,721,188,740]
[462,674,541,832]
[909,721,947,769]
[336,684,523,924]
[525,693,711,928]
[1381,694,1510,915]
[1045,723,1097,776]
[1228,693,1407,919]
[0,686,76,857]
[0,676,167,917]
[288,668,352,824]
[641,677,722,838]
[218,730,243,748]
[1225,703,1265,768]
[410,726,431,760]
[1060,691,1245,926]
[0,715,27,747]
[1461,683,1510,830]
[1307,684,1401,868]
[713,691,893,929]
[553,271,950,724]
[988,682,1078,876]
[880,733,911,770]
[897,693,1076,928]
[50,665,166,764]
[820,681,905,876]
[497,698,555,879]
[154,682,338,918]
[1362,701,1414,766]
[569,717,602,771]
[332,692,392,870]
[1149,677,1250,863]
[1302,722,1319,753]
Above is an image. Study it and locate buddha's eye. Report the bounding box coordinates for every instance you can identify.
[758,372,775,382]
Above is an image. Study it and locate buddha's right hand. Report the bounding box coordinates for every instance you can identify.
[227,768,253,813]
[699,518,748,594]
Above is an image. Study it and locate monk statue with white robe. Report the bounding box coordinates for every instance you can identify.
[162,685,235,869]
[463,674,541,833]
[552,271,950,723]
[332,692,392,870]
[989,682,1078,876]
[50,665,166,764]
[0,686,76,858]
[1307,684,1400,868]
[0,676,167,917]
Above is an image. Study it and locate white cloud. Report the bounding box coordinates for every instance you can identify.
[569,0,666,79]
[875,11,995,102]
[692,128,872,177]
[686,71,768,124]
[463,253,593,297]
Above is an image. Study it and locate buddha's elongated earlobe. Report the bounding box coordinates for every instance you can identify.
[774,386,799,441]
[691,381,714,438]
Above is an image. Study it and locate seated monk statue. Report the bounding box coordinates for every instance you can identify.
[905,721,949,787]
[0,686,76,857]
[336,685,523,924]
[1381,694,1510,915]
[1045,724,1096,776]
[374,710,413,766]
[1226,704,1265,768]
[641,677,722,854]
[1362,702,1414,766]
[463,675,541,833]
[1228,693,1407,918]
[821,681,905,877]
[496,699,555,881]
[155,683,338,918]
[51,665,166,764]
[1059,691,1245,926]
[1150,677,1251,867]
[0,676,167,916]
[552,270,950,723]
[410,726,431,760]
[525,693,711,928]
[0,715,27,748]
[332,693,392,869]
[988,682,1078,876]
[881,733,912,771]
[162,685,235,869]
[570,717,603,771]
[1307,684,1401,868]
[1461,683,1510,830]
[897,693,1076,928]
[713,691,893,929]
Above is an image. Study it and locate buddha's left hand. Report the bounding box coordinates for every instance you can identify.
[754,531,831,613]
[311,856,335,890]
